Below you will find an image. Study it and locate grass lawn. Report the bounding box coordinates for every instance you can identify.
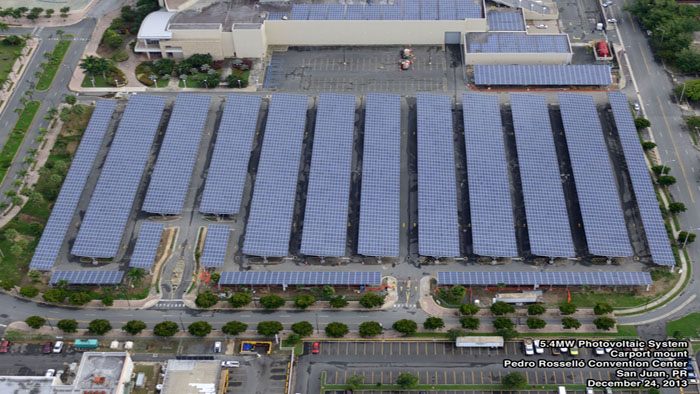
[567,291,653,308]
[405,325,637,339]
[35,40,71,91]
[0,40,25,84]
[0,100,40,182]
[81,66,127,88]
[178,71,220,88]
[667,313,700,339]
[134,62,171,88]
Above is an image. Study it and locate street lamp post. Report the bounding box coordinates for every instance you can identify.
[681,227,700,249]
[661,159,676,174]
[656,27,665,42]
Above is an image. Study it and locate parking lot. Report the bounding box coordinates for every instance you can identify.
[223,355,289,394]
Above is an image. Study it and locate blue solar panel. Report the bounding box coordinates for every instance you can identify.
[462,94,518,257]
[456,0,481,19]
[308,4,327,20]
[474,65,612,86]
[219,271,382,286]
[358,94,401,257]
[421,0,438,19]
[403,0,420,19]
[142,94,210,214]
[130,222,164,269]
[365,4,382,19]
[243,95,308,257]
[300,94,355,257]
[609,92,675,266]
[72,95,167,258]
[327,4,346,20]
[30,100,116,270]
[267,12,288,20]
[382,5,401,19]
[439,0,456,20]
[290,4,309,20]
[50,270,124,285]
[487,10,524,30]
[200,95,261,215]
[201,225,230,267]
[558,94,632,257]
[346,4,365,19]
[436,271,652,286]
[510,94,574,257]
[417,95,460,257]
[467,33,570,53]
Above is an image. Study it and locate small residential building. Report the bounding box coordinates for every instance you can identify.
[161,360,226,394]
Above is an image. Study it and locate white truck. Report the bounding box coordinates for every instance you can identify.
[523,338,535,355]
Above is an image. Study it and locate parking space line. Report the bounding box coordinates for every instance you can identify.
[607,371,611,380]
[426,371,429,384]
[425,342,428,355]
[454,370,457,384]
[444,371,447,384]
[579,371,584,384]
[571,371,575,384]
[408,342,411,356]
[561,371,566,384]
[463,371,466,384]
[390,371,393,383]
[504,345,507,355]
[399,342,402,356]
[390,342,393,356]
[526,371,530,383]
[363,342,366,356]
[354,342,358,355]
[472,371,474,384]
[435,371,439,385]
[344,370,347,384]
[535,371,539,385]
[460,347,464,355]
[480,371,484,384]
[434,342,437,355]
[443,343,446,355]
[598,371,602,380]
[469,348,473,356]
[553,371,557,384]
[381,341,384,356]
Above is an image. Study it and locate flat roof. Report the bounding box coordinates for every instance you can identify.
[162,360,221,394]
[0,377,54,394]
[138,11,176,39]
[72,352,129,394]
[465,32,571,53]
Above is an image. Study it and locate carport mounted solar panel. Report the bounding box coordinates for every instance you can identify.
[510,94,574,257]
[71,95,167,258]
[462,94,517,257]
[201,225,231,267]
[417,94,460,257]
[474,65,612,86]
[558,94,632,257]
[130,222,164,269]
[219,271,382,286]
[142,94,210,214]
[200,95,261,215]
[436,271,652,286]
[358,94,401,257]
[609,92,675,266]
[300,94,355,257]
[50,270,125,285]
[30,100,115,270]
[243,94,308,257]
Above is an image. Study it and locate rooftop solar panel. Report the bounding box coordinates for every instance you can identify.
[308,4,327,20]
[300,94,355,257]
[558,94,632,257]
[421,0,438,20]
[510,94,574,257]
[50,270,125,285]
[267,12,287,20]
[142,94,210,214]
[243,95,308,257]
[346,4,365,19]
[201,225,230,267]
[30,100,116,270]
[467,33,570,53]
[219,271,382,286]
[327,4,346,20]
[474,65,612,86]
[417,95,460,257]
[358,94,401,257]
[609,92,675,266]
[462,94,518,257]
[382,5,402,19]
[456,0,481,19]
[72,95,167,258]
[200,95,261,215]
[403,0,420,19]
[130,222,164,269]
[438,0,456,20]
[436,271,652,286]
[487,10,525,31]
[290,4,309,20]
[365,4,382,19]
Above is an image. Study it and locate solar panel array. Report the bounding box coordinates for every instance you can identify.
[219,271,382,286]
[358,94,401,257]
[510,94,575,257]
[346,4,365,19]
[327,4,346,19]
[422,0,438,20]
[609,92,675,266]
[130,222,164,269]
[29,100,116,270]
[200,95,261,215]
[456,0,482,19]
[462,94,518,257]
[72,95,167,258]
[467,33,570,53]
[491,0,549,14]
[487,10,525,31]
[142,94,210,214]
[474,65,612,86]
[300,94,355,257]
[366,5,382,19]
[50,270,125,285]
[558,94,632,257]
[439,0,456,20]
[201,225,231,267]
[282,0,481,20]
[437,271,652,286]
[309,4,327,20]
[290,4,309,20]
[417,95,460,257]
[243,95,308,257]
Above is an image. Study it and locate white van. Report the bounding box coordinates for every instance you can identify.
[558,386,567,394]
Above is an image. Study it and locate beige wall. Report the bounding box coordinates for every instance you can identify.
[464,51,571,64]
[232,25,267,58]
[165,29,227,59]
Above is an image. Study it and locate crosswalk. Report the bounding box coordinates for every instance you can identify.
[47,37,89,41]
[393,304,417,308]
[154,300,186,309]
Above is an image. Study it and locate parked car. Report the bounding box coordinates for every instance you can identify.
[560,347,569,353]
[607,18,617,23]
[570,347,579,356]
[0,340,10,353]
[312,342,320,354]
[42,342,53,354]
[587,388,594,394]
[551,348,561,355]
[533,340,544,354]
[213,342,222,353]
[53,341,64,354]
[633,102,640,111]
[595,348,605,355]
[602,1,613,6]
[536,24,548,29]
[45,369,56,377]
[221,361,240,368]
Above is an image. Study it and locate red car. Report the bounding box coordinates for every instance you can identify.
[0,340,10,353]
[312,342,320,354]
[42,342,53,354]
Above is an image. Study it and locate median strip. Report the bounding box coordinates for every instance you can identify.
[35,40,71,91]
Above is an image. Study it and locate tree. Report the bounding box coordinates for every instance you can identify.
[2,35,22,46]
[396,373,419,389]
[325,322,349,338]
[503,372,527,389]
[60,7,70,17]
[423,317,445,330]
[260,294,285,309]
[347,375,365,389]
[0,22,7,32]
[652,165,671,175]
[195,291,219,308]
[493,317,514,330]
[188,321,212,337]
[294,294,316,309]
[222,321,247,336]
[460,316,480,330]
[154,321,179,337]
[594,302,614,315]
[669,202,687,214]
[152,58,175,75]
[634,117,651,129]
[321,285,335,299]
[679,231,696,245]
[359,321,383,338]
[291,321,314,337]
[526,317,546,329]
[593,317,616,331]
[45,8,55,18]
[122,320,147,335]
[199,71,219,88]
[459,302,479,315]
[68,292,92,306]
[559,302,577,315]
[450,285,466,300]
[210,272,220,284]
[392,319,417,336]
[19,285,39,298]
[88,319,112,335]
[329,295,348,308]
[490,301,515,315]
[641,141,657,150]
[527,304,546,315]
[102,29,123,49]
[57,319,77,333]
[25,315,45,329]
[29,192,44,206]
[676,49,700,72]
[56,29,64,39]
[657,175,677,187]
[4,228,18,241]
[562,317,582,329]
[42,288,67,303]
[497,327,519,340]
[447,328,468,340]
[257,321,283,337]
[226,74,248,88]
[65,94,77,105]
[676,80,700,101]
[229,292,252,308]
[359,293,384,308]
[285,333,301,345]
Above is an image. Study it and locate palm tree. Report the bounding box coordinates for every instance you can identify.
[22,157,36,167]
[33,71,41,79]
[19,97,27,106]
[79,56,100,87]
[13,108,21,115]
[126,268,146,286]
[11,179,21,188]
[95,57,111,80]
[47,107,57,117]
[24,90,33,100]
[43,52,51,60]
[22,33,32,42]
[17,169,27,178]
[38,127,48,136]
[0,22,8,32]
[39,62,46,70]
[56,29,64,39]
[27,148,37,157]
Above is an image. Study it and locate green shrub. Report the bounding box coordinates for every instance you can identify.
[19,285,39,298]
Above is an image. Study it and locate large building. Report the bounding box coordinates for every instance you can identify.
[161,360,227,394]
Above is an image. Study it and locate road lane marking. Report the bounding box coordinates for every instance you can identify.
[638,43,651,75]
[657,95,695,204]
